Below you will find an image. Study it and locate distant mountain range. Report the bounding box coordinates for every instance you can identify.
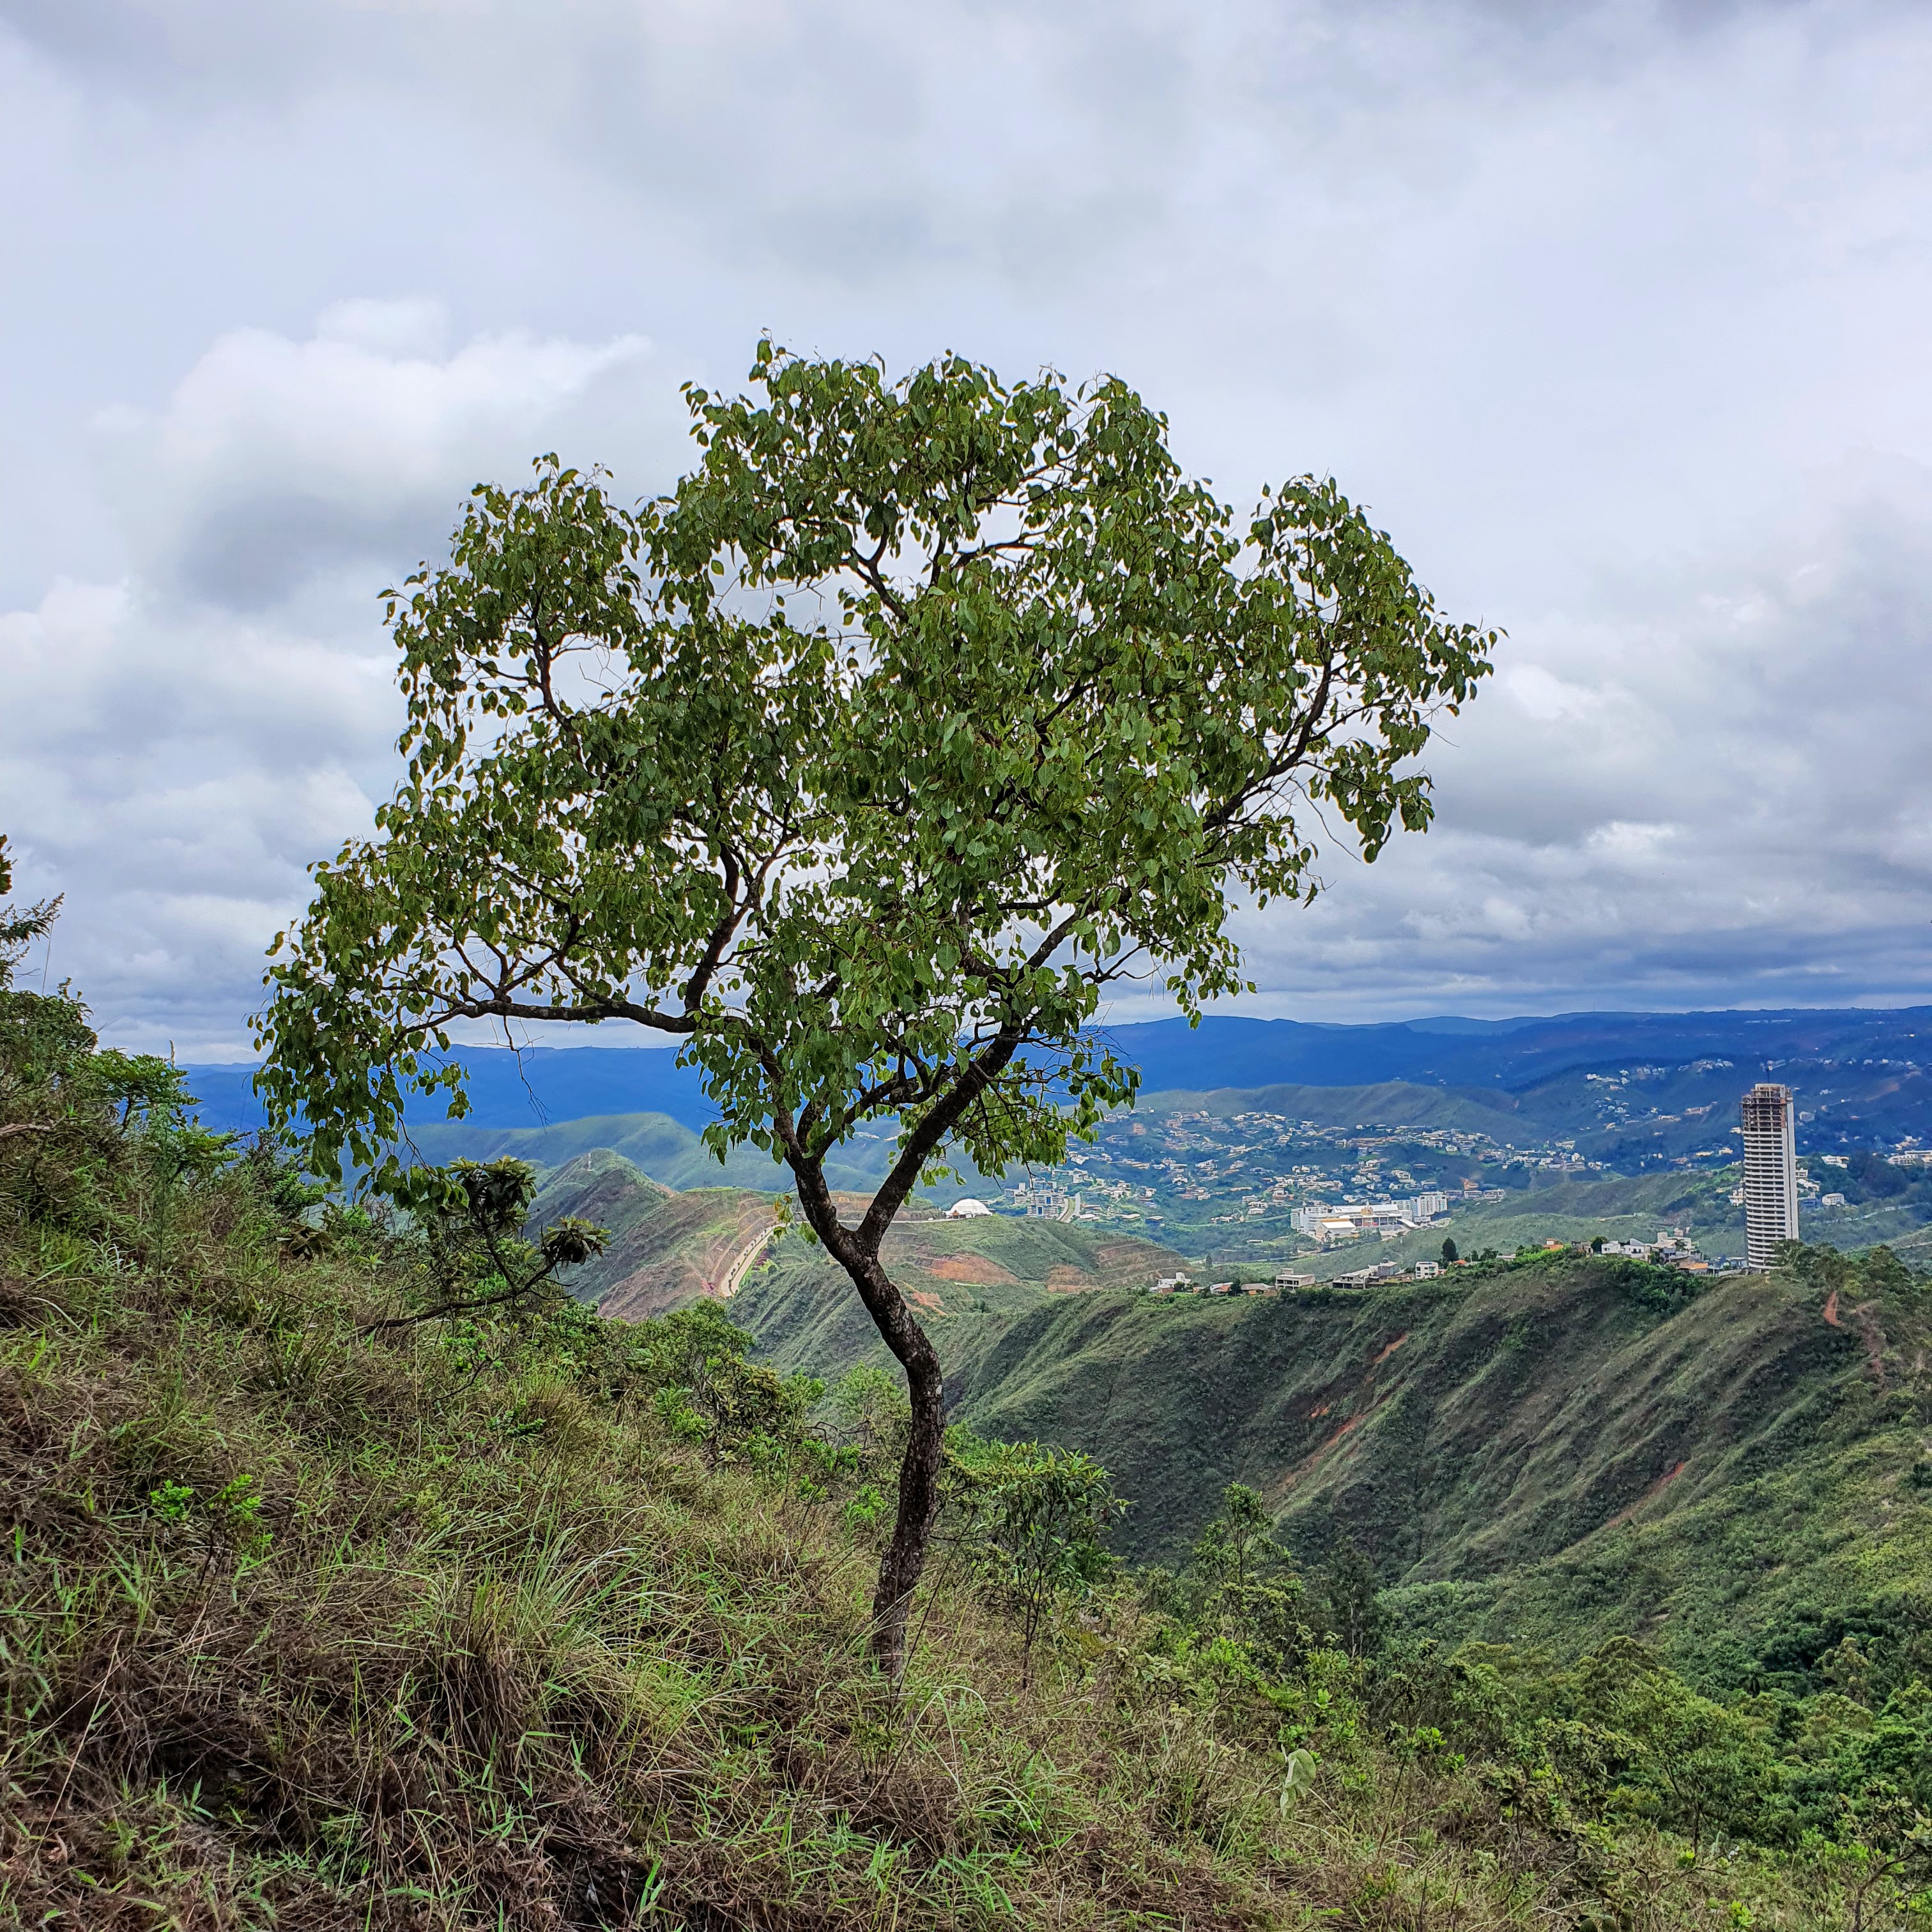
[185,1004,1932,1142]
[1098,1007,1932,1096]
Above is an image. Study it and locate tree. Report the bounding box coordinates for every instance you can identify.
[0,832,59,981]
[1185,1481,1310,1673]
[1440,1236,1458,1265]
[1,834,208,1169]
[255,342,1495,1678]
[634,1302,823,1469]
[946,1432,1125,1682]
[1193,1482,1277,1595]
[369,1156,608,1333]
[1322,1537,1384,1657]
[1568,1638,1774,1859]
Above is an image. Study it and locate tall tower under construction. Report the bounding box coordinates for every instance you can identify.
[1740,1082,1800,1268]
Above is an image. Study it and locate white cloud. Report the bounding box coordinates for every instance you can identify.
[0,306,677,1054]
[95,305,656,604]
[3,0,1931,1050]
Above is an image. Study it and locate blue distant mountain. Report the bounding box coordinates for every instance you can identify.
[183,1047,718,1135]
[1091,1007,1932,1096]
[185,1005,1932,1138]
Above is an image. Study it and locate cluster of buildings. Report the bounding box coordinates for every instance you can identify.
[1006,1178,1090,1220]
[1005,1080,1867,1290]
[1121,1082,1875,1300]
[1290,1192,1452,1245]
[1275,1083,1814,1280]
[1147,1259,1448,1296]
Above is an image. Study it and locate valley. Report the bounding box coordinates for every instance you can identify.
[533,1137,1932,1700]
[183,1014,1932,1695]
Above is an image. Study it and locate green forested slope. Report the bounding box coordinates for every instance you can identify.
[11,1069,1890,1927]
[530,1146,1932,1699]
[410,1108,802,1192]
[1139,1078,1527,1134]
[937,1250,1932,1679]
[408,1110,993,1201]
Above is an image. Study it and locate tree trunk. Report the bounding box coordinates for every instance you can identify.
[868,1317,944,1680]
[790,1169,947,1682]
[772,1036,1024,1682]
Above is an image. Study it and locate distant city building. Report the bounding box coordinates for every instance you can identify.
[1010,1180,1082,1221]
[1740,1082,1800,1268]
[1291,1192,1450,1240]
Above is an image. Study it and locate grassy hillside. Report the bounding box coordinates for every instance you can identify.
[530,1149,779,1319]
[4,1163,1362,1926]
[524,1144,1192,1350]
[15,1000,1866,1928]
[731,1211,1188,1384]
[22,959,1932,1921]
[937,1250,1932,1676]
[543,1151,1932,1690]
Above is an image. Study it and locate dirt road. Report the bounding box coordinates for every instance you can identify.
[716,1220,779,1300]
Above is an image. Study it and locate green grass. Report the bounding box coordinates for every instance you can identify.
[1,1184,1298,1927]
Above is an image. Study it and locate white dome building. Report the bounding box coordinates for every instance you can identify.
[946,1197,993,1218]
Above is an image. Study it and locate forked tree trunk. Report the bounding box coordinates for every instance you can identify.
[783,1042,1023,1683]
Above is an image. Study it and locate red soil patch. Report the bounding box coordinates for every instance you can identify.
[925,1255,1019,1286]
[1045,1265,1102,1293]
[1853,1301,1890,1390]
[1370,1331,1411,1368]
[1273,1409,1374,1499]
[907,1290,946,1312]
[1823,1290,1889,1387]
[1605,1460,1688,1531]
[1308,1402,1332,1419]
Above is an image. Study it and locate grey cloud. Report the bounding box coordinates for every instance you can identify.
[1197,456,1932,1017]
[94,305,663,609]
[3,0,1931,1053]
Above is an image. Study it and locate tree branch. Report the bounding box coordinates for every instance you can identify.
[395,995,696,1038]
[857,1028,1023,1250]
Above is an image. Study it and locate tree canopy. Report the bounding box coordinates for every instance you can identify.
[255,341,1495,1671]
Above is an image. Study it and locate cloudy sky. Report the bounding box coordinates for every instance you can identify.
[3,0,1929,1058]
